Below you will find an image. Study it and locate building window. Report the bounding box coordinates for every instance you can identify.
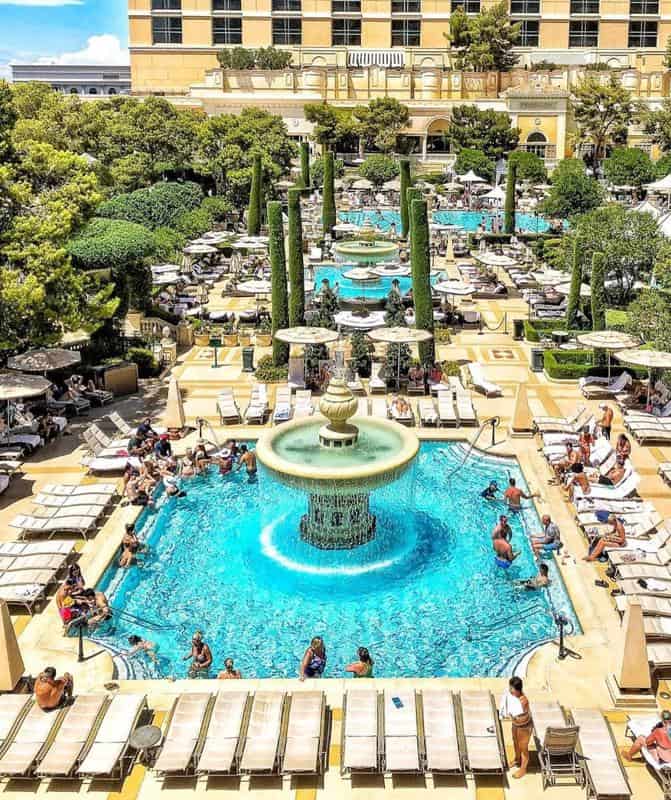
[517,19,539,45]
[569,0,599,12]
[391,19,421,46]
[213,17,242,44]
[332,18,361,45]
[525,132,547,158]
[152,0,181,9]
[272,17,302,44]
[392,0,421,12]
[213,0,241,8]
[108,88,117,95]
[510,0,540,12]
[152,16,183,44]
[70,88,79,94]
[568,20,598,46]
[332,0,361,11]
[628,20,658,47]
[89,88,98,95]
[272,0,301,10]
[630,0,658,13]
[451,0,480,12]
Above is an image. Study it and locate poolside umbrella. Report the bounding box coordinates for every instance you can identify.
[368,326,433,389]
[615,347,671,403]
[183,243,218,255]
[351,178,374,191]
[164,377,185,431]
[459,170,486,184]
[343,268,375,281]
[275,326,340,383]
[0,600,24,691]
[475,252,518,268]
[238,279,272,313]
[334,310,386,332]
[433,280,476,309]
[530,269,566,286]
[556,281,591,298]
[382,178,401,192]
[0,372,51,401]
[444,181,463,192]
[8,348,80,374]
[577,331,640,380]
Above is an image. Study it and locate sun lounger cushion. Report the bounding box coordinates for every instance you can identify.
[197,692,247,774]
[283,692,324,774]
[0,703,62,776]
[78,694,145,776]
[0,696,30,746]
[461,691,503,773]
[422,690,461,772]
[240,692,284,773]
[37,694,106,776]
[154,693,211,774]
[572,708,630,798]
[343,690,378,771]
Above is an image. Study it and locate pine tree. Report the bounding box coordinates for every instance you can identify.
[504,161,516,235]
[350,330,373,378]
[287,187,305,326]
[268,200,289,365]
[399,159,412,239]
[322,150,336,236]
[247,153,262,236]
[410,198,435,366]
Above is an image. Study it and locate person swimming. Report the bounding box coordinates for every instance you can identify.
[127,634,158,663]
[481,481,499,500]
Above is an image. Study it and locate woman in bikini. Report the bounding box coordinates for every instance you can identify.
[345,647,374,678]
[508,676,532,779]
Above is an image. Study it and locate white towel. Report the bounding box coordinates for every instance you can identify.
[499,692,524,719]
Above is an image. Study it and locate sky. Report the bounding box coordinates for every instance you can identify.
[0,0,128,79]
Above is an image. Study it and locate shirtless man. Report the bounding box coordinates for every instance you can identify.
[503,478,536,511]
[492,515,512,542]
[599,403,614,440]
[237,444,257,479]
[552,442,582,480]
[594,454,627,487]
[35,667,73,709]
[493,536,520,563]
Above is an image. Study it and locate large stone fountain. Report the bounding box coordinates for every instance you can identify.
[256,377,419,549]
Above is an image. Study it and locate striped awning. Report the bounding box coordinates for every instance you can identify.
[347,50,404,68]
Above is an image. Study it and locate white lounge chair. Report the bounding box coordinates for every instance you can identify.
[0,701,66,777]
[422,690,463,774]
[239,691,285,774]
[383,690,421,773]
[78,694,147,778]
[153,693,212,777]
[466,362,502,398]
[273,386,292,424]
[197,691,249,776]
[370,398,389,419]
[437,390,457,427]
[572,708,631,800]
[0,696,32,751]
[88,423,128,450]
[41,482,117,497]
[282,691,327,775]
[0,540,76,558]
[293,390,314,418]
[217,388,242,425]
[369,362,386,394]
[571,471,640,503]
[245,384,268,424]
[419,398,438,426]
[581,371,631,399]
[341,690,379,774]
[531,702,582,789]
[9,513,100,539]
[34,492,112,510]
[460,691,505,775]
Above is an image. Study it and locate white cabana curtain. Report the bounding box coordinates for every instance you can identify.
[348,50,405,68]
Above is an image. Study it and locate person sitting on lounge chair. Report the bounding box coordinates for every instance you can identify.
[531,515,562,556]
[551,442,582,481]
[35,667,73,710]
[390,396,410,417]
[593,454,627,487]
[584,515,626,562]
[616,433,631,461]
[408,364,424,387]
[625,710,671,764]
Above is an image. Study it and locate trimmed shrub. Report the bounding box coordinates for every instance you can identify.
[287,188,305,326]
[504,161,516,235]
[200,195,231,221]
[350,330,373,378]
[299,141,310,189]
[566,236,582,327]
[125,347,159,378]
[175,207,215,240]
[97,181,203,229]
[268,200,289,365]
[311,155,344,187]
[591,251,606,331]
[254,355,289,382]
[399,158,411,239]
[68,218,156,271]
[153,226,186,262]
[410,198,435,366]
[358,154,400,187]
[322,151,336,236]
[405,187,422,239]
[247,154,262,236]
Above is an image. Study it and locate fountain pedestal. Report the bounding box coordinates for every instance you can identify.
[300,493,376,549]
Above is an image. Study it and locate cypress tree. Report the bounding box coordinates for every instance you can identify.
[590,251,606,332]
[410,198,435,366]
[400,159,412,239]
[566,236,582,327]
[300,141,310,189]
[504,162,517,235]
[287,187,305,326]
[247,154,262,236]
[405,186,422,239]
[268,201,289,365]
[322,150,336,236]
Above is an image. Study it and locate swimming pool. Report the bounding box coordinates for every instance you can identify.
[340,209,554,234]
[96,442,579,680]
[314,263,443,301]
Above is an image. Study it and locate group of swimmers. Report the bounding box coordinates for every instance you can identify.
[55,563,112,629]
[180,439,257,481]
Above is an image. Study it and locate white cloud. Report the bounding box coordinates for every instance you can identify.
[0,2,82,6]
[36,34,129,65]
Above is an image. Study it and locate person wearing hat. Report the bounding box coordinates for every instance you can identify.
[154,433,172,460]
[625,710,671,763]
[481,480,499,501]
[598,403,613,441]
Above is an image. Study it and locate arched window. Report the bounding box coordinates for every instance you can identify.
[89,87,98,95]
[108,88,117,95]
[70,88,79,94]
[525,131,547,158]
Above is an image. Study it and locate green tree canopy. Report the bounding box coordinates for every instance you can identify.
[304,103,356,151]
[643,98,671,155]
[444,105,519,160]
[352,97,410,153]
[96,181,203,229]
[507,150,547,183]
[571,75,638,162]
[444,2,521,72]
[541,158,604,218]
[358,154,400,187]
[625,289,671,351]
[311,155,344,186]
[603,147,656,189]
[453,148,495,182]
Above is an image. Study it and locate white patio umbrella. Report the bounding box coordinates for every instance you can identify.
[382,178,401,192]
[556,281,591,298]
[577,330,641,380]
[481,185,506,205]
[334,310,386,331]
[459,170,486,184]
[444,181,464,192]
[0,373,51,401]
[275,326,340,384]
[8,349,81,374]
[615,347,671,403]
[475,252,518,268]
[433,280,476,308]
[351,178,374,191]
[237,279,272,314]
[530,269,566,286]
[183,243,218,255]
[646,173,671,195]
[368,326,433,389]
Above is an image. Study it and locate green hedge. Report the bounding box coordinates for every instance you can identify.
[97,182,203,229]
[543,349,645,380]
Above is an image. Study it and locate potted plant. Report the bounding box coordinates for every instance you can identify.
[222,321,238,347]
[255,317,272,347]
[192,319,211,347]
[238,327,252,347]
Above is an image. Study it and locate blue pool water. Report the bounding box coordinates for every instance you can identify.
[96,442,579,680]
[314,263,443,300]
[340,209,553,234]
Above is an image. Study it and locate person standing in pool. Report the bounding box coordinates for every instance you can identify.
[237,444,257,480]
[299,636,327,680]
[345,647,374,678]
[184,631,212,677]
[493,536,520,564]
[492,514,512,542]
[503,477,537,511]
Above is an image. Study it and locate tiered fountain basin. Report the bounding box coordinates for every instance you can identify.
[256,379,419,549]
[334,239,398,263]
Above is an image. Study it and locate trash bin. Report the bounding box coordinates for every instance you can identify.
[242,346,255,373]
[530,347,544,373]
[512,318,525,341]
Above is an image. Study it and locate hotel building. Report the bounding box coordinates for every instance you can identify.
[129,0,671,164]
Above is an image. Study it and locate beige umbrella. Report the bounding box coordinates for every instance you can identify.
[556,281,591,298]
[351,178,373,191]
[0,372,51,401]
[577,331,640,380]
[368,326,433,389]
[8,348,80,374]
[475,252,518,268]
[164,377,185,431]
[0,599,24,691]
[433,280,476,308]
[615,347,671,402]
[382,178,401,192]
[275,327,340,383]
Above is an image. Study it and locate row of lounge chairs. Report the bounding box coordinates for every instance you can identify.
[0,693,147,779]
[0,538,77,613]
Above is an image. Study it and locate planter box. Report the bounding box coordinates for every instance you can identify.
[256,334,272,347]
[238,334,252,347]
[194,333,210,347]
[223,333,238,347]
